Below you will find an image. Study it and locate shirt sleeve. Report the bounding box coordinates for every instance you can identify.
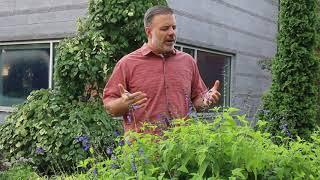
[190,59,208,101]
[102,60,128,105]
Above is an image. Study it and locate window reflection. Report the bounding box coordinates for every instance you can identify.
[182,47,195,58]
[0,44,50,106]
[197,50,231,107]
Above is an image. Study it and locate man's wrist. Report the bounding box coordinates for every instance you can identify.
[105,97,130,117]
[193,96,209,111]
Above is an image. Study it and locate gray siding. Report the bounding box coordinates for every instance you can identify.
[0,0,88,42]
[168,0,278,116]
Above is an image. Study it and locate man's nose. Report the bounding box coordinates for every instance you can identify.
[168,27,176,35]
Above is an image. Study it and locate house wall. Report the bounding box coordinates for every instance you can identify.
[0,0,278,122]
[0,0,87,42]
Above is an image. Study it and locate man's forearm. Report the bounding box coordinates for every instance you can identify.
[104,98,129,117]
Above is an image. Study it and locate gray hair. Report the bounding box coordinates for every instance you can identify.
[144,6,174,27]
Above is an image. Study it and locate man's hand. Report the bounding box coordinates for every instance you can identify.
[118,84,148,110]
[203,80,221,106]
[193,80,221,111]
[105,84,148,117]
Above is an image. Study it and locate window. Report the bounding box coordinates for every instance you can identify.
[175,44,232,107]
[0,41,58,109]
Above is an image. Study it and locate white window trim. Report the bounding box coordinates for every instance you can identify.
[0,40,60,112]
[176,43,233,60]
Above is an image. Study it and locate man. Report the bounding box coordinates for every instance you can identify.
[103,6,220,133]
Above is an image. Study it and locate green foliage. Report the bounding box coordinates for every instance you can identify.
[54,32,112,98]
[0,89,122,174]
[315,0,320,50]
[72,109,320,179]
[260,0,320,140]
[0,165,40,180]
[54,0,167,99]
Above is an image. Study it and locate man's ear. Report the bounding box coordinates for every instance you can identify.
[145,26,152,38]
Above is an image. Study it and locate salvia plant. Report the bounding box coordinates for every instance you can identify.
[74,108,320,179]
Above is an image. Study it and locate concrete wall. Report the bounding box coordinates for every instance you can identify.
[167,0,278,117]
[0,0,87,42]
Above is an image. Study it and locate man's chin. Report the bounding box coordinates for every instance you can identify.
[163,46,174,53]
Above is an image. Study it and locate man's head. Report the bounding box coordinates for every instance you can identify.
[144,6,176,55]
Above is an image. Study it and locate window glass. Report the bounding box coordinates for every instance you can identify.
[0,44,50,106]
[197,50,231,107]
[182,47,195,58]
[174,45,181,51]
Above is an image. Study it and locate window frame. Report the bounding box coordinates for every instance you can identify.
[0,40,60,112]
[175,43,233,107]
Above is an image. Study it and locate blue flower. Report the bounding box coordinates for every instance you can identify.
[138,147,144,155]
[36,147,45,155]
[111,163,120,169]
[75,135,91,151]
[280,124,291,137]
[119,140,125,146]
[93,168,98,175]
[106,147,113,155]
[75,135,89,143]
[114,130,121,137]
[131,162,137,172]
[83,143,90,151]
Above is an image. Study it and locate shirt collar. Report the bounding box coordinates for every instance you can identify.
[141,43,177,57]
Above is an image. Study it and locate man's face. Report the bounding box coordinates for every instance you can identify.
[146,14,177,54]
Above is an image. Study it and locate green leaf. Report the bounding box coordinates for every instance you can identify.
[15,142,22,148]
[198,161,209,177]
[178,165,189,173]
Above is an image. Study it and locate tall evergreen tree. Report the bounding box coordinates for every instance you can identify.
[261,0,320,140]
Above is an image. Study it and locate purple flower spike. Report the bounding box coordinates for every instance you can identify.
[36,147,45,155]
[131,162,137,172]
[127,114,132,123]
[114,130,121,137]
[119,140,125,146]
[132,104,140,110]
[106,147,113,155]
[138,147,144,155]
[93,168,98,175]
[83,143,90,151]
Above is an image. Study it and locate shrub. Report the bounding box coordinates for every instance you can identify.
[79,108,320,179]
[260,0,320,140]
[0,165,40,180]
[0,89,122,174]
[54,0,167,99]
